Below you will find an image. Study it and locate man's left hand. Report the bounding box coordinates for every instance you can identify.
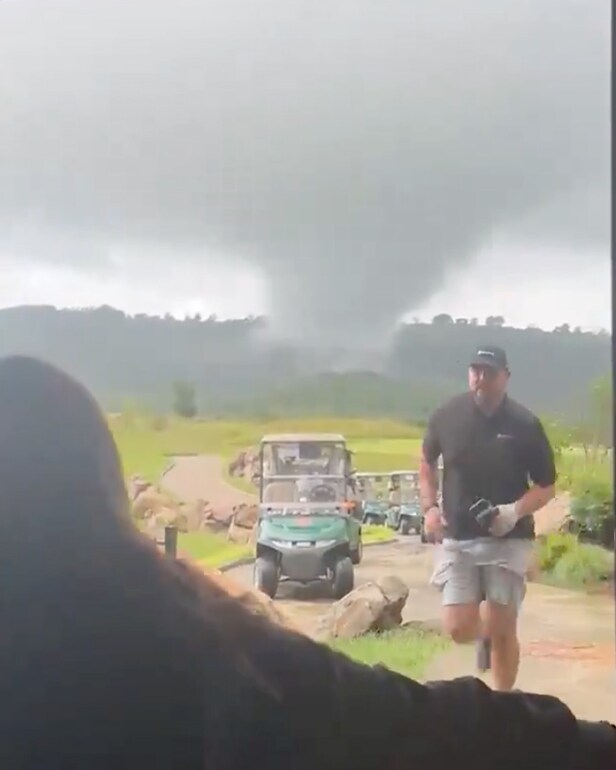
[489,503,520,537]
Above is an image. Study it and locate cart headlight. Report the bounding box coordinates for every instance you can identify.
[315,539,337,547]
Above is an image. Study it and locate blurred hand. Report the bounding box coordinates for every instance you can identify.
[424,506,444,541]
[489,502,519,537]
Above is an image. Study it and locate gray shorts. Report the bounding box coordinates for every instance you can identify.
[431,538,531,610]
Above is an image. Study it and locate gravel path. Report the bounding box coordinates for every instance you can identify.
[161,455,615,720]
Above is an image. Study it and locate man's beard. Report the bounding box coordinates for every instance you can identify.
[473,389,502,415]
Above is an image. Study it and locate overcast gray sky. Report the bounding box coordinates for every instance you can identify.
[0,0,609,340]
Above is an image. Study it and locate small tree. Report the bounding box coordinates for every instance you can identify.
[172,380,198,419]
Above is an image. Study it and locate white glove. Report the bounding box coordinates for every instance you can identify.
[489,502,520,537]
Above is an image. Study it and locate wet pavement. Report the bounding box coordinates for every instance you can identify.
[229,539,615,721]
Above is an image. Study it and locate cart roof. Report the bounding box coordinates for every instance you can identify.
[260,433,346,443]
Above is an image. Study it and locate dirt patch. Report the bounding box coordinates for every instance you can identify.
[162,455,256,512]
[522,640,615,667]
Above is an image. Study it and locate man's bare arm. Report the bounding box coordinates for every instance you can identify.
[515,483,555,519]
[419,453,440,513]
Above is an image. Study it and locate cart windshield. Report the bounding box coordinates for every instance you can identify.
[260,441,348,504]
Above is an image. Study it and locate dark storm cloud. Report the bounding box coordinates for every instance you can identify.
[0,0,608,342]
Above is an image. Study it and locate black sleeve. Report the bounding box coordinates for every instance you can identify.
[422,412,442,465]
[526,417,557,487]
[230,615,615,770]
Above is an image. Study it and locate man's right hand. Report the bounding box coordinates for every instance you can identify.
[424,506,444,541]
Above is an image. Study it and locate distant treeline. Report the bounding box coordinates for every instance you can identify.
[0,305,610,421]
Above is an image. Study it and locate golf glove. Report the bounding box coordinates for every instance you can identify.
[489,502,519,537]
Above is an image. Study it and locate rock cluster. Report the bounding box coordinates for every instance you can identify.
[228,447,260,485]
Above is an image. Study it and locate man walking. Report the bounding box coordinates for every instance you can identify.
[418,345,556,691]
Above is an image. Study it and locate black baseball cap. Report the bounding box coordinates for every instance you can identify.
[469,345,509,371]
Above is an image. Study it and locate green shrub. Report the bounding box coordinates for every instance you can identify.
[556,453,614,548]
[536,532,613,589]
[536,532,577,573]
[550,543,613,588]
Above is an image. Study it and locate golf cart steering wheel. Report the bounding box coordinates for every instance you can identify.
[308,484,337,502]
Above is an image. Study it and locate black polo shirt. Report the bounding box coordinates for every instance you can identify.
[422,392,556,540]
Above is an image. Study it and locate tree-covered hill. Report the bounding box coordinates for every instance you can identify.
[0,305,609,420]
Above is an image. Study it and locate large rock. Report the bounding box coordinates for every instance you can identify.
[145,506,188,537]
[315,575,409,641]
[228,451,247,477]
[132,484,179,520]
[180,498,221,531]
[232,502,259,529]
[228,447,259,484]
[227,519,257,545]
[128,474,151,502]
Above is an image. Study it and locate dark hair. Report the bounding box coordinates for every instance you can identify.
[0,356,273,767]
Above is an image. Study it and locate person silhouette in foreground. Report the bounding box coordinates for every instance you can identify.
[0,354,613,770]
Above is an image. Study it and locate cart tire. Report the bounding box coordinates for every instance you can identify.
[350,538,363,565]
[399,518,411,536]
[332,556,354,599]
[254,555,279,598]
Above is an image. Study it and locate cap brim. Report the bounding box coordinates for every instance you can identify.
[469,357,502,369]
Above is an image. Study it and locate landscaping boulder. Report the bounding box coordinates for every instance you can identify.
[132,483,180,520]
[228,447,259,484]
[227,519,257,546]
[315,575,409,641]
[232,502,259,529]
[228,451,247,478]
[145,506,188,540]
[227,502,258,546]
[180,498,221,531]
[127,474,151,502]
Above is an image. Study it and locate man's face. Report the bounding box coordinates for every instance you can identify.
[468,364,509,408]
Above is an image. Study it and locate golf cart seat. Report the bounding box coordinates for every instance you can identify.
[262,481,298,503]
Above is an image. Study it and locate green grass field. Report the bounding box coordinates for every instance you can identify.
[111,414,424,481]
[113,412,612,518]
[331,627,450,680]
[349,438,422,472]
[177,531,252,567]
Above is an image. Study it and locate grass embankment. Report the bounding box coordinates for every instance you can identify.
[111,415,423,481]
[331,628,450,680]
[177,531,252,568]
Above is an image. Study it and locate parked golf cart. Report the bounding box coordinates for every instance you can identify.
[386,471,423,535]
[253,433,362,600]
[355,472,389,526]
